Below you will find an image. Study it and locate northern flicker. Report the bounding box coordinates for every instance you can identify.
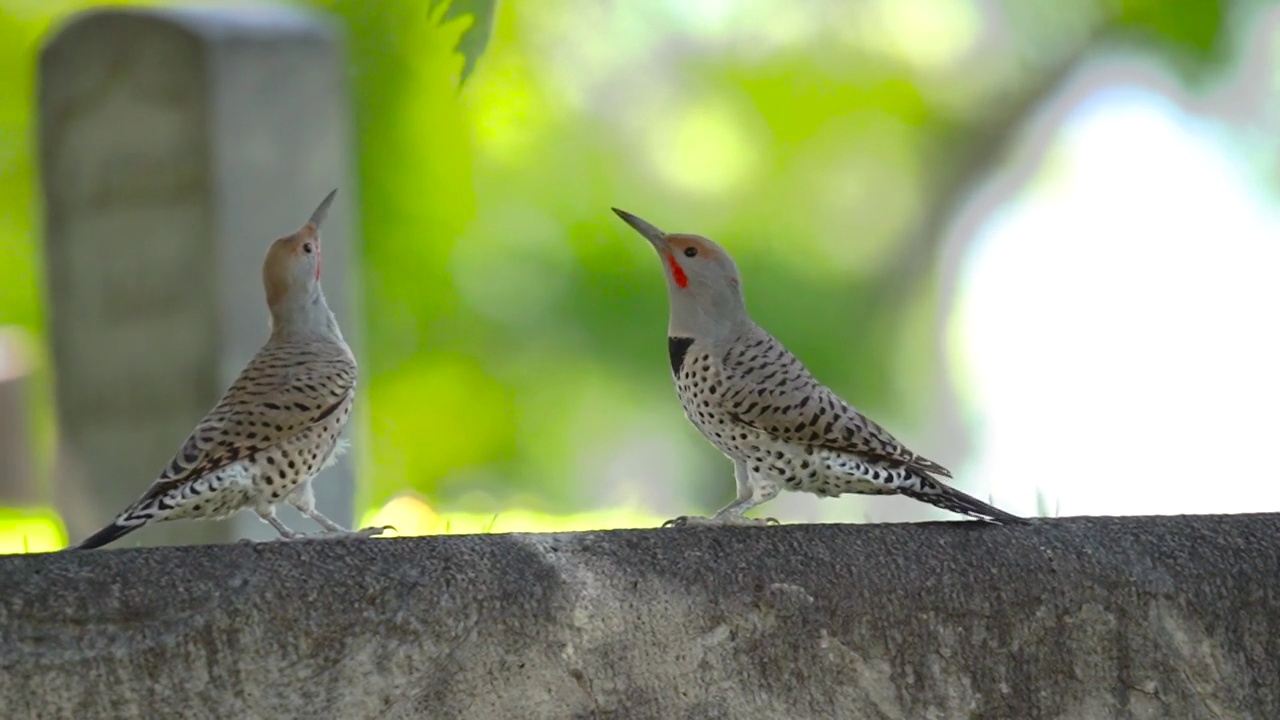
[613,208,1027,527]
[70,190,389,549]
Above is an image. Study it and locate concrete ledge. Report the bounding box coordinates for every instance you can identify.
[3,514,1279,719]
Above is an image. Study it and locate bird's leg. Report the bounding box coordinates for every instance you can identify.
[306,508,393,539]
[286,479,341,531]
[710,470,780,525]
[664,460,780,528]
[249,504,304,541]
[286,479,394,539]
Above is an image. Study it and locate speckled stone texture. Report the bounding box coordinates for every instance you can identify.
[3,514,1278,719]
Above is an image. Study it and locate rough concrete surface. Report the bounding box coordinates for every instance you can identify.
[2,514,1278,719]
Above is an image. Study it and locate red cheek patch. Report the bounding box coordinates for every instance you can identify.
[666,253,689,288]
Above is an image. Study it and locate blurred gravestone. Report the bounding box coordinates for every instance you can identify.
[0,329,37,507]
[38,6,361,547]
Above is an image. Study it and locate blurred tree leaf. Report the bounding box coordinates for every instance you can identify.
[429,0,498,86]
[1115,0,1225,55]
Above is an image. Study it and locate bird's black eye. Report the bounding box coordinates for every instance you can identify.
[303,242,314,254]
[683,246,698,258]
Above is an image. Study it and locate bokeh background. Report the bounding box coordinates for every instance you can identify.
[2,0,1278,552]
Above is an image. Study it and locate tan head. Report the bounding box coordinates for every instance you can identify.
[263,189,339,335]
[613,208,750,339]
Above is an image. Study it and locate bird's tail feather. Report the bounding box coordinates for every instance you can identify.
[902,480,1028,525]
[67,518,145,550]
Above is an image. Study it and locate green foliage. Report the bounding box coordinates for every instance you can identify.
[1113,0,1227,65]
[429,0,498,86]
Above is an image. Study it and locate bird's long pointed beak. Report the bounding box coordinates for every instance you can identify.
[612,208,668,250]
[309,189,338,230]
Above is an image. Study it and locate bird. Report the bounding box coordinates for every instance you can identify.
[70,190,390,549]
[612,208,1027,527]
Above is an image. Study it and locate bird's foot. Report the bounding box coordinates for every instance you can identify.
[238,526,393,544]
[662,515,778,528]
[347,524,395,539]
[311,524,395,539]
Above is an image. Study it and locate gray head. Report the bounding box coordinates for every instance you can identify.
[262,189,340,336]
[612,208,750,340]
